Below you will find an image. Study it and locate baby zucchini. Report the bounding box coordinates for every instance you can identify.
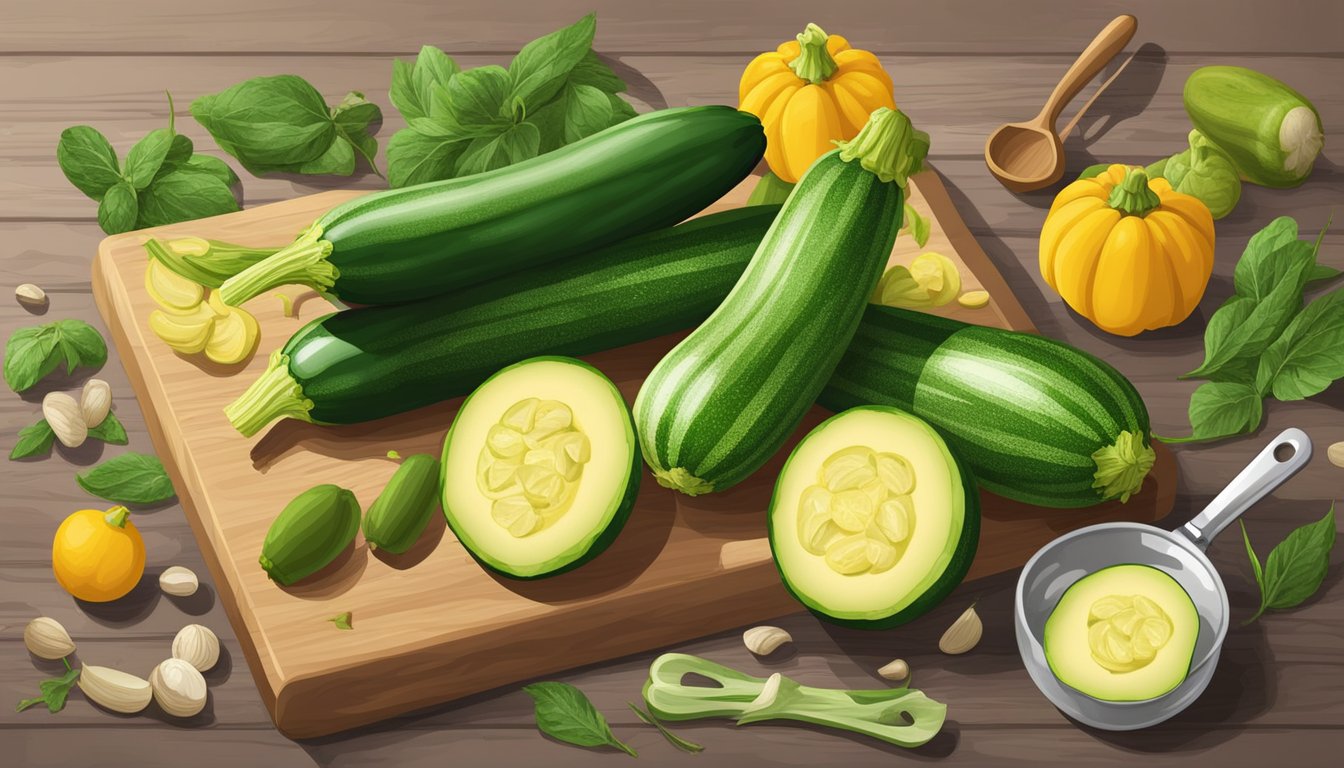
[363,454,441,554]
[218,106,766,306]
[260,484,361,585]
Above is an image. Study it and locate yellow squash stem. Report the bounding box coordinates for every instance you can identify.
[217,225,337,306]
[1107,168,1161,217]
[836,107,930,186]
[103,505,131,528]
[145,237,279,288]
[1091,430,1157,503]
[788,23,839,84]
[224,351,314,437]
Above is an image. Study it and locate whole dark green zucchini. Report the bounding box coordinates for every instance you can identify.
[633,107,927,495]
[218,106,765,306]
[225,205,782,436]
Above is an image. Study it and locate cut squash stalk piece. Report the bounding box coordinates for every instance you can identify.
[146,258,205,310]
[203,293,260,365]
[150,303,216,354]
[873,252,961,309]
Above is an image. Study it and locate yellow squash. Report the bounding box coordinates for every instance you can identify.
[739,23,895,183]
[52,506,146,602]
[1040,165,1215,336]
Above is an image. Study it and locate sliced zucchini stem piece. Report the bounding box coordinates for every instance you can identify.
[225,351,315,437]
[218,225,337,306]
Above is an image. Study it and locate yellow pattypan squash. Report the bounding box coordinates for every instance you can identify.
[739,23,895,183]
[52,506,146,602]
[1040,165,1215,336]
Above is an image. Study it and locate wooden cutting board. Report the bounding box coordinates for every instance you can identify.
[92,169,1176,738]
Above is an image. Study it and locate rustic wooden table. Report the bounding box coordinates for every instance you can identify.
[3,1,1341,765]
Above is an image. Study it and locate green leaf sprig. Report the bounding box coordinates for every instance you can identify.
[1240,504,1336,623]
[1167,216,1343,442]
[4,319,107,393]
[16,658,80,714]
[76,452,175,505]
[57,93,240,235]
[191,76,382,178]
[523,681,636,757]
[328,612,353,630]
[385,14,635,188]
[629,702,704,753]
[10,412,128,460]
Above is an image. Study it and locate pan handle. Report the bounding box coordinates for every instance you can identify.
[1177,428,1312,551]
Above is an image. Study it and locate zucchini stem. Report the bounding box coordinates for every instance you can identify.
[218,225,337,306]
[788,23,838,85]
[146,237,279,289]
[653,467,715,497]
[1107,168,1161,218]
[104,505,130,528]
[1090,430,1157,503]
[225,351,314,437]
[836,107,930,187]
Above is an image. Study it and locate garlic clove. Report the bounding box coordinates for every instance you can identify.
[42,391,87,448]
[80,378,112,428]
[742,625,793,656]
[24,616,76,659]
[939,604,983,655]
[159,566,200,597]
[16,283,48,308]
[79,665,153,714]
[150,658,208,718]
[1328,441,1344,469]
[878,658,910,681]
[172,624,220,672]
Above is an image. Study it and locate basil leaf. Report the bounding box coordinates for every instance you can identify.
[1259,504,1336,615]
[191,75,337,170]
[10,419,56,460]
[123,127,175,190]
[1185,381,1262,442]
[331,92,383,176]
[903,203,931,247]
[561,83,614,144]
[386,129,470,189]
[747,172,794,206]
[97,181,139,235]
[523,682,636,757]
[1255,290,1344,400]
[446,66,512,129]
[411,46,459,116]
[1234,217,1303,301]
[456,122,539,177]
[52,319,108,374]
[1307,263,1342,286]
[508,13,597,108]
[182,154,239,186]
[87,411,128,446]
[1186,253,1313,380]
[16,665,80,714]
[154,134,195,179]
[1078,163,1111,180]
[137,168,240,227]
[4,320,107,392]
[76,452,175,505]
[608,93,637,123]
[390,59,421,121]
[328,611,353,630]
[56,126,121,201]
[568,50,627,94]
[4,325,59,392]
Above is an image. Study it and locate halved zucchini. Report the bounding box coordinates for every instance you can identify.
[768,406,979,627]
[441,357,640,578]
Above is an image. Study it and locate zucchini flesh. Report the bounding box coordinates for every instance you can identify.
[820,307,1155,507]
[225,205,781,434]
[219,106,766,306]
[633,108,928,495]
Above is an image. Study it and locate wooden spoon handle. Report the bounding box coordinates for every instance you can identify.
[1038,15,1137,128]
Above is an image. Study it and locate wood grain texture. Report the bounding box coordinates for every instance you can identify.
[3,0,1342,764]
[4,0,1341,54]
[87,170,1179,737]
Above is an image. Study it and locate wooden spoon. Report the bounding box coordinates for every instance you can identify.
[985,15,1137,192]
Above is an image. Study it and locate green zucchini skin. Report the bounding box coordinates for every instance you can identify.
[820,307,1154,508]
[362,454,441,554]
[259,484,361,585]
[633,150,906,495]
[229,205,781,432]
[258,107,763,305]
